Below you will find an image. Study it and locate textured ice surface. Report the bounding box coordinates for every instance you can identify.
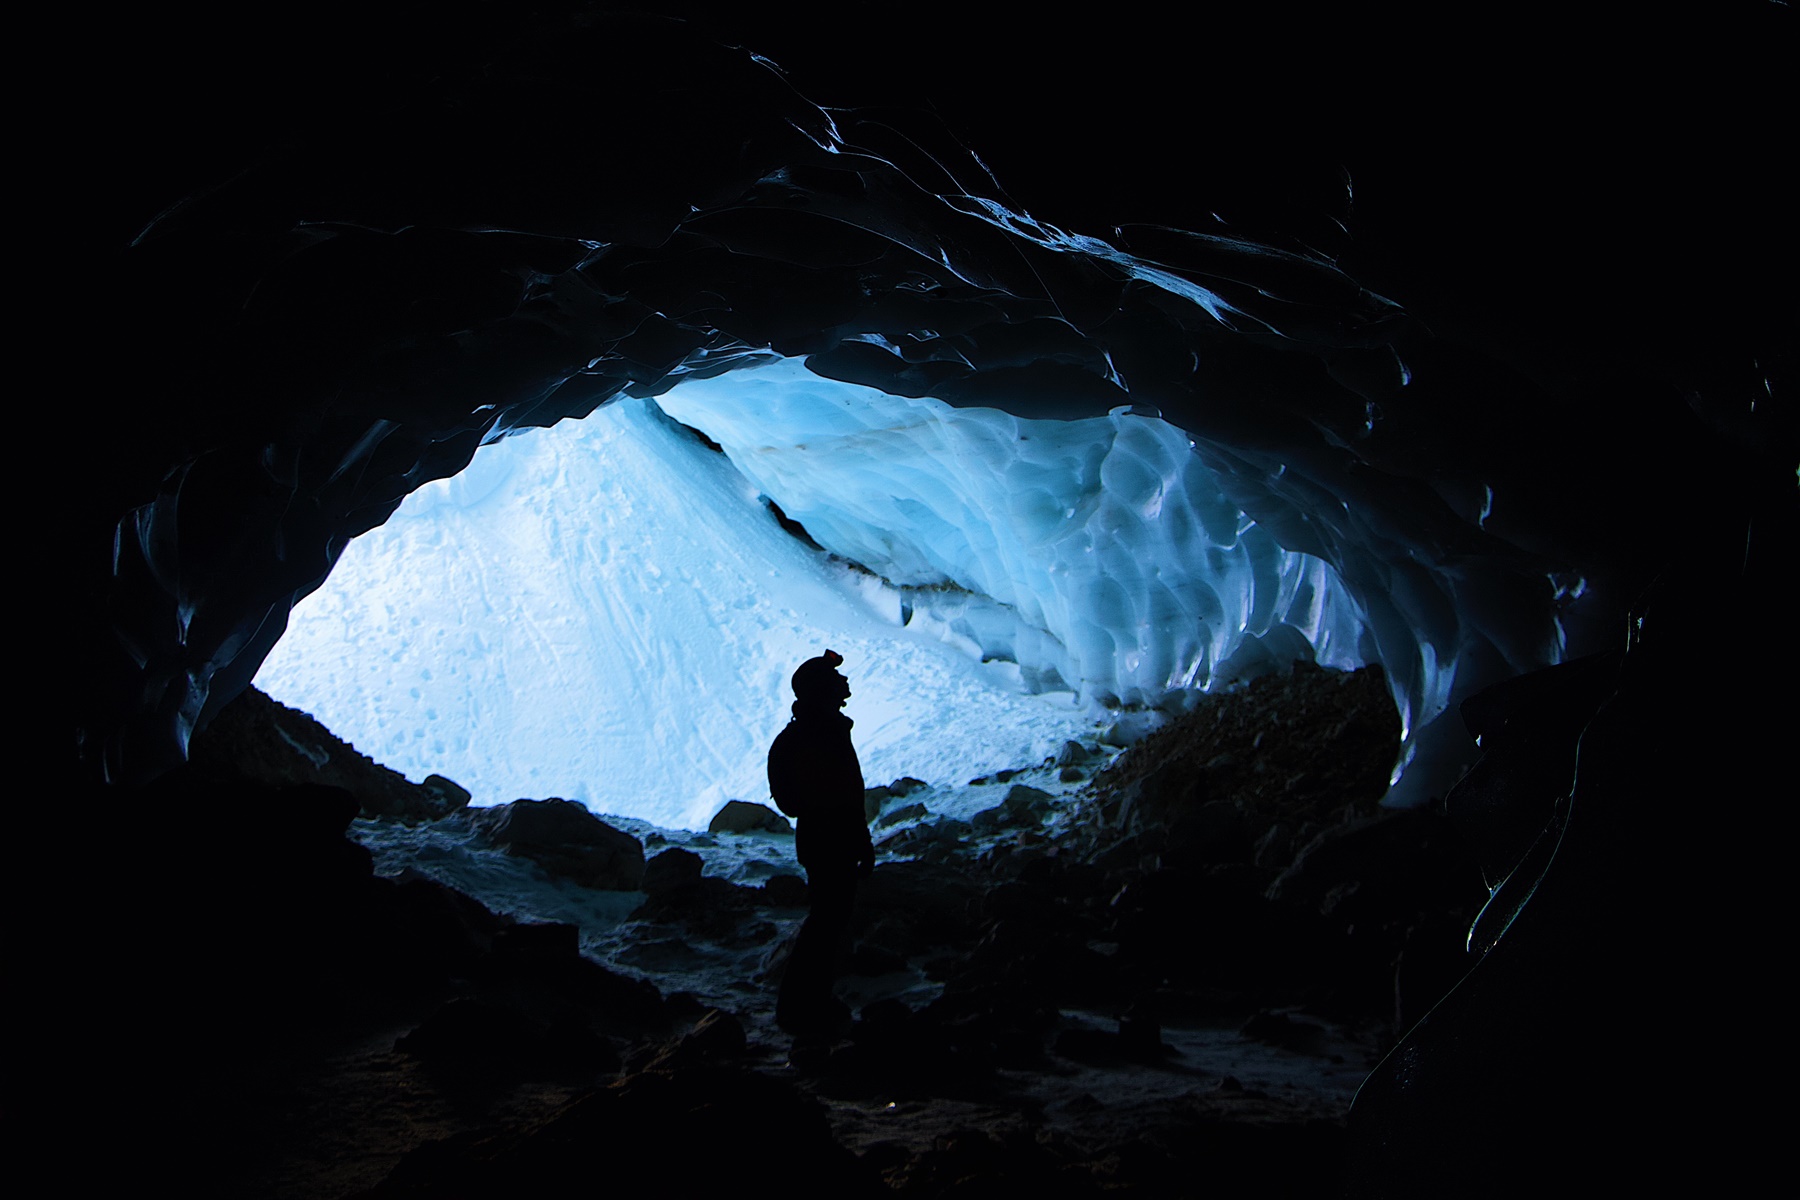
[657,359,1372,708]
[255,395,1103,829]
[257,360,1408,830]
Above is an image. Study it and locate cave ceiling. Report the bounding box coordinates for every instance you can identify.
[64,4,1794,786]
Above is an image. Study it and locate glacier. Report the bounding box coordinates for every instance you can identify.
[257,358,1394,830]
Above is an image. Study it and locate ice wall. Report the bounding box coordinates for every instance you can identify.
[255,358,1393,830]
[657,359,1374,709]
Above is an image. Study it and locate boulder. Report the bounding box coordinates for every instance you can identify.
[864,776,928,823]
[1055,740,1098,767]
[707,800,791,835]
[875,817,972,863]
[875,801,928,829]
[865,777,928,802]
[1003,784,1054,816]
[420,774,472,813]
[468,798,646,890]
[642,847,704,895]
[761,873,809,907]
[973,786,1053,832]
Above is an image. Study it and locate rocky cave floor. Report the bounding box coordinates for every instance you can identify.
[91,662,1488,1198]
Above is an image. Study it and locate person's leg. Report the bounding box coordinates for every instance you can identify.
[777,865,858,1036]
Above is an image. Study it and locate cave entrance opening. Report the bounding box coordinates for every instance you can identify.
[255,359,1375,831]
[253,385,1103,831]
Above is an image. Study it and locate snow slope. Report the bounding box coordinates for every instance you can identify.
[255,394,1100,829]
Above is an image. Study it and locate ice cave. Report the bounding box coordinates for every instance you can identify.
[254,359,1392,830]
[55,4,1793,1197]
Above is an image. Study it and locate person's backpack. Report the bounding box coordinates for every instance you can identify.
[767,723,808,819]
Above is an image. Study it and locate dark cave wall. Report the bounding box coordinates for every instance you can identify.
[67,6,1793,791]
[44,6,1798,1191]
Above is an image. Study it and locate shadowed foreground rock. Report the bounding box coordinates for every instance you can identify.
[188,685,470,822]
[356,1066,882,1199]
[43,648,1671,1197]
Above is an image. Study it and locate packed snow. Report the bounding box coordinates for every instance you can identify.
[256,390,1103,828]
[257,360,1381,830]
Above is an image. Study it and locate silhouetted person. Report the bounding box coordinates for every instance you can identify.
[769,649,874,1040]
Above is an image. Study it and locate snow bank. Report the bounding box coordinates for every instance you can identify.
[255,395,1100,829]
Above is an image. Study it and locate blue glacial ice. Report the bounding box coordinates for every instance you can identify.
[256,358,1397,830]
[656,359,1374,706]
